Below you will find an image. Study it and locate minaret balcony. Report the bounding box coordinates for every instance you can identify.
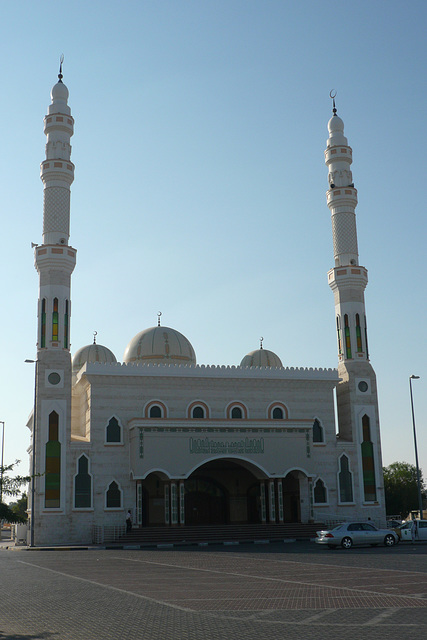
[44,115,74,136]
[324,145,352,165]
[35,245,76,274]
[40,160,75,185]
[328,266,368,293]
[326,187,357,208]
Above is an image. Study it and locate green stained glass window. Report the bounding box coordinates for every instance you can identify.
[45,411,60,508]
[52,298,59,342]
[361,415,377,501]
[355,313,363,352]
[64,300,69,349]
[336,316,342,355]
[41,299,46,348]
[344,315,352,359]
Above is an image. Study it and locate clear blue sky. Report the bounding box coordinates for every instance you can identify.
[1,1,426,488]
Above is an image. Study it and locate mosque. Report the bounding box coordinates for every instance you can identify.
[27,69,386,545]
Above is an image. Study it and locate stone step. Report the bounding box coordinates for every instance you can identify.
[119,523,322,545]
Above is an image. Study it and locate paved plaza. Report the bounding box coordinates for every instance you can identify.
[1,541,427,639]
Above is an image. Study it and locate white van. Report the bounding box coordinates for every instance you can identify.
[397,520,427,541]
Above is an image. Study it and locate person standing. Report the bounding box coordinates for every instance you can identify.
[126,510,132,532]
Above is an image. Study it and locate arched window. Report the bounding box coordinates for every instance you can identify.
[344,314,352,359]
[106,481,121,508]
[52,298,59,342]
[361,415,377,501]
[106,417,121,443]
[64,300,69,349]
[149,405,162,418]
[313,419,324,443]
[338,455,353,503]
[192,406,205,419]
[74,455,92,508]
[41,298,46,348]
[355,313,363,353]
[313,479,327,503]
[45,411,60,508]
[364,314,369,359]
[336,316,342,355]
[231,406,242,419]
[272,407,284,420]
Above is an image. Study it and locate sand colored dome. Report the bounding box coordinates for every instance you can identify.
[240,347,283,368]
[72,341,117,377]
[123,326,196,365]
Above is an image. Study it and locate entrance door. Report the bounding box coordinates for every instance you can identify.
[282,472,301,523]
[185,478,227,525]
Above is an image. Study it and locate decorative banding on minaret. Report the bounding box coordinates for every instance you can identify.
[35,66,76,353]
[325,102,368,363]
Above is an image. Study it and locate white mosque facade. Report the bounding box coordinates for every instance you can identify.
[27,73,386,545]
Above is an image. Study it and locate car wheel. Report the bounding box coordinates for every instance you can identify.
[384,534,396,547]
[341,536,353,549]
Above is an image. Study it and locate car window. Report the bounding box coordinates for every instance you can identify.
[331,525,344,531]
[348,523,361,531]
[362,523,377,531]
[400,522,412,530]
[418,521,427,528]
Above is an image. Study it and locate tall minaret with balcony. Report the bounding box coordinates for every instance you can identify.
[325,97,384,511]
[32,63,76,529]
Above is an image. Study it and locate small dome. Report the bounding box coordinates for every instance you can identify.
[328,114,344,134]
[72,342,117,377]
[124,326,196,365]
[51,81,69,103]
[240,348,283,368]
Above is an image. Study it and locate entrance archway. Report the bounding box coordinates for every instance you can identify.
[185,459,264,525]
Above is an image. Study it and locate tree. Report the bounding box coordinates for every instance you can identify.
[0,461,30,524]
[383,461,425,517]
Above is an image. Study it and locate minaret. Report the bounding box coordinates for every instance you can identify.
[31,62,76,536]
[325,97,384,513]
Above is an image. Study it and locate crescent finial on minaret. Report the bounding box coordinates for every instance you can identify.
[157,311,162,327]
[329,89,337,116]
[260,336,264,349]
[58,54,64,83]
[93,331,98,344]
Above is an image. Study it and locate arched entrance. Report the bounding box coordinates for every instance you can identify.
[185,459,264,525]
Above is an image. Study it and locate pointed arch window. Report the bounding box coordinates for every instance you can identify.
[106,481,122,509]
[45,411,61,508]
[74,455,92,508]
[344,314,352,359]
[149,405,162,418]
[313,419,324,443]
[338,454,353,503]
[52,298,59,342]
[41,299,46,348]
[106,417,121,443]
[336,316,342,355]
[313,479,327,504]
[64,300,69,349]
[355,313,363,353]
[361,415,377,501]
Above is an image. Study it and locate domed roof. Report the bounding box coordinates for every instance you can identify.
[72,340,117,376]
[51,81,69,103]
[240,346,283,368]
[123,326,196,365]
[328,114,344,134]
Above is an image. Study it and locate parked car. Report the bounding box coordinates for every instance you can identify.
[315,522,399,549]
[395,519,427,541]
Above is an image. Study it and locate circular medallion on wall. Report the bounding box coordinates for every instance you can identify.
[48,372,61,385]
[358,380,369,392]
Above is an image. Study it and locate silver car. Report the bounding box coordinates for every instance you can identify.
[315,522,398,549]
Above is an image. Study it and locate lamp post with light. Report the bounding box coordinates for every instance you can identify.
[0,421,4,504]
[409,375,423,519]
[25,359,38,547]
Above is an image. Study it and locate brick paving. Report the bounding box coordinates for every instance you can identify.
[1,542,427,639]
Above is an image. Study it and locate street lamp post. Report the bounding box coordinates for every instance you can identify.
[0,421,4,504]
[25,359,38,547]
[409,375,423,520]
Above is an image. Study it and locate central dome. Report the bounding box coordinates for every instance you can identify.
[123,326,196,365]
[240,348,283,368]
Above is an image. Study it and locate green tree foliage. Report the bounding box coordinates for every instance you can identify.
[383,461,425,517]
[0,461,30,524]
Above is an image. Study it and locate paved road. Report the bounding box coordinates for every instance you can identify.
[1,541,427,639]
